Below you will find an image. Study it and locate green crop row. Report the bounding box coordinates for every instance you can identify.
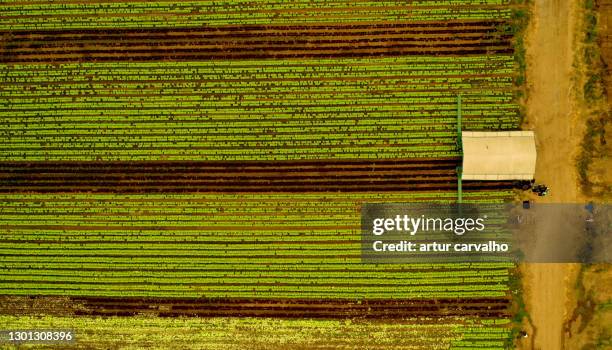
[0,260,513,271]
[0,288,509,299]
[0,315,511,350]
[0,0,513,30]
[0,0,510,12]
[1,70,515,83]
[0,274,509,286]
[0,14,513,31]
[0,232,510,243]
[0,191,510,201]
[0,268,509,279]
[0,54,519,161]
[2,121,495,134]
[0,284,509,299]
[3,55,514,70]
[4,92,514,105]
[0,192,513,299]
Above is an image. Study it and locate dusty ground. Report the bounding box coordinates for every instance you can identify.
[587,0,612,198]
[564,264,612,350]
[561,1,612,349]
[520,0,582,349]
[520,0,612,349]
[600,1,612,103]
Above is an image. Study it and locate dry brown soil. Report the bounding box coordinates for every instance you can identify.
[520,0,612,349]
[564,264,612,350]
[589,0,612,197]
[561,2,612,349]
[600,0,612,103]
[520,0,583,349]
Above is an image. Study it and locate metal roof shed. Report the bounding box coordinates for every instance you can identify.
[461,131,536,180]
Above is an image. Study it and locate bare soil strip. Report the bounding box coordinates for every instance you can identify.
[0,159,517,193]
[0,21,513,63]
[0,296,511,319]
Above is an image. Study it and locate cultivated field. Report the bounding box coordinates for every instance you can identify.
[0,0,528,349]
[0,316,512,349]
[0,56,518,161]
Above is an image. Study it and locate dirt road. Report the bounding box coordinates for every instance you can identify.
[521,0,582,349]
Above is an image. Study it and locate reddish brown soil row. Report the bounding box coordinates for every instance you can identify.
[0,295,511,318]
[0,22,513,63]
[0,159,517,193]
[69,297,511,318]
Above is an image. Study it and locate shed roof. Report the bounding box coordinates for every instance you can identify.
[462,131,536,180]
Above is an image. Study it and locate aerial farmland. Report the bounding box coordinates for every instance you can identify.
[0,1,609,349]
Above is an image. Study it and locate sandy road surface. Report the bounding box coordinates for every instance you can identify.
[521,0,582,349]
